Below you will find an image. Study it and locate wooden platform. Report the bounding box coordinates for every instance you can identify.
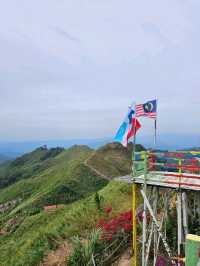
[134,171,200,191]
[132,150,200,191]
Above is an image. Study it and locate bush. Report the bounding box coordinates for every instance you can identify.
[67,230,102,266]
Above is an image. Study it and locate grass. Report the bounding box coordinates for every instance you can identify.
[0,181,132,266]
[0,145,106,214]
[88,142,144,177]
[0,143,134,265]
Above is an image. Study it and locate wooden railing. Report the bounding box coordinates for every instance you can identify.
[133,151,200,176]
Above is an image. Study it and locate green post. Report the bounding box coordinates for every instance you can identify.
[185,234,200,265]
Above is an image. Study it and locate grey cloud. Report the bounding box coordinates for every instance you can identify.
[50,26,81,43]
[0,0,200,141]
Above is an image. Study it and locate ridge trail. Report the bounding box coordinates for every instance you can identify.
[83,151,110,180]
[84,151,132,182]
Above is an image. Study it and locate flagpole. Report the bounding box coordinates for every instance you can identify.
[154,99,158,147]
[154,119,157,147]
[132,102,137,266]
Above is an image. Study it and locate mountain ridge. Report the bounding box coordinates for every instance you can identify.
[0,142,143,266]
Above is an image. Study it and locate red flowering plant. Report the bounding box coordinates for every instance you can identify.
[92,208,134,264]
[96,208,133,242]
[93,207,144,264]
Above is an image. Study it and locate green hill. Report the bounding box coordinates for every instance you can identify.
[0,145,109,215]
[87,142,144,178]
[0,142,137,266]
[0,146,65,189]
[0,180,131,266]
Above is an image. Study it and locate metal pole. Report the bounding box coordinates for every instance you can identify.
[197,192,200,225]
[153,187,159,266]
[155,192,169,264]
[182,192,188,237]
[141,189,174,260]
[142,152,148,266]
[177,159,182,266]
[132,183,137,266]
[145,221,154,266]
[177,191,182,266]
[146,188,159,266]
[132,103,137,266]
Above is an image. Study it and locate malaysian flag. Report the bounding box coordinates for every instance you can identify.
[136,99,157,119]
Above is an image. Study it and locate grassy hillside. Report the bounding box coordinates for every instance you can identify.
[0,142,135,266]
[87,142,144,178]
[0,146,65,189]
[0,143,136,210]
[0,181,131,266]
[0,145,109,217]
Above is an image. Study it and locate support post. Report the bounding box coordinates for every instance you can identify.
[142,152,148,266]
[141,189,173,260]
[132,116,137,266]
[145,221,154,266]
[182,192,188,237]
[197,192,200,225]
[155,191,169,264]
[153,187,159,266]
[177,159,183,266]
[177,191,182,266]
[146,187,159,266]
[132,183,137,266]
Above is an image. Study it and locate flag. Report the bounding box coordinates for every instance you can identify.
[136,99,157,119]
[114,105,141,147]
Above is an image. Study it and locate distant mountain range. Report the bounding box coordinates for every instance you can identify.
[0,134,199,158]
[0,138,110,158]
[0,154,11,164]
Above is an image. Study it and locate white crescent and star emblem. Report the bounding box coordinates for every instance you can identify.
[144,102,154,112]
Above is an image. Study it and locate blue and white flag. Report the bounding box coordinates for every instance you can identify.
[114,104,141,147]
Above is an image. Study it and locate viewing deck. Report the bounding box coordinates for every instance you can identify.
[133,150,200,191]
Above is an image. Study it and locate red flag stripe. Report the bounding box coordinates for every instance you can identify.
[136,104,157,119]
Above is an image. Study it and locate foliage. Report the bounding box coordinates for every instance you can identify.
[67,207,133,266]
[87,142,145,178]
[97,209,132,242]
[166,210,177,252]
[0,146,107,214]
[0,181,132,266]
[0,143,133,266]
[0,146,64,189]
[94,192,104,212]
[67,230,103,266]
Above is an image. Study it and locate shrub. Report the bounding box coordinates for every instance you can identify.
[67,229,103,266]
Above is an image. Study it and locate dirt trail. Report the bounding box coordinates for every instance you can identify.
[114,249,132,266]
[117,257,132,266]
[84,152,110,180]
[40,154,132,266]
[40,241,72,266]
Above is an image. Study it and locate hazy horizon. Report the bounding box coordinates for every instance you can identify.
[0,132,199,158]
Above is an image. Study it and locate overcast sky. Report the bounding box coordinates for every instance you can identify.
[0,0,200,141]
